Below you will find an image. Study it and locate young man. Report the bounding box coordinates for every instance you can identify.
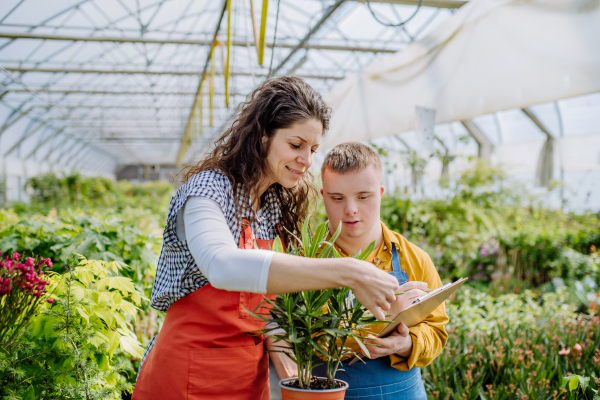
[312,142,449,399]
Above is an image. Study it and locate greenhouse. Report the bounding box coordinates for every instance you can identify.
[0,0,599,399]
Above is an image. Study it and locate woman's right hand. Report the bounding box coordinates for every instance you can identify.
[388,281,428,316]
[347,258,400,321]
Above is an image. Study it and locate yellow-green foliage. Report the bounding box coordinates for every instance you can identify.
[42,256,145,359]
[1,255,146,399]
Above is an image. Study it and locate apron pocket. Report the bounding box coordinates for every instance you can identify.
[239,291,269,319]
[187,342,265,399]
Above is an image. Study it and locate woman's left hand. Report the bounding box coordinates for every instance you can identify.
[360,322,413,360]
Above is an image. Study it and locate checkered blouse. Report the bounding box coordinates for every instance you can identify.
[139,170,282,370]
[149,169,282,312]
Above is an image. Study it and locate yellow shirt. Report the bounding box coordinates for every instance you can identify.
[333,221,449,371]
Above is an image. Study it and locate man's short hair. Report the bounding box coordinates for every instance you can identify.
[321,142,382,180]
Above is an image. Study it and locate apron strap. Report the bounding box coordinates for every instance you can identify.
[239,219,255,249]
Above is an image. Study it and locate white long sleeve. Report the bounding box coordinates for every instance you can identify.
[175,196,274,293]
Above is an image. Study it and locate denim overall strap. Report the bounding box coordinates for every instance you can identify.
[311,243,426,399]
[390,244,409,286]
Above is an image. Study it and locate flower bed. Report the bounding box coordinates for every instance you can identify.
[423,288,600,399]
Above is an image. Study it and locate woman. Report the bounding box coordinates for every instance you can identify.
[132,77,400,400]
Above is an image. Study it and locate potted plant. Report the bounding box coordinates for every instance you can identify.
[249,219,381,399]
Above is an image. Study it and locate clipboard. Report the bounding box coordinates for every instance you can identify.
[349,277,468,365]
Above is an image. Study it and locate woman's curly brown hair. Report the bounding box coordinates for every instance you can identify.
[184,76,331,243]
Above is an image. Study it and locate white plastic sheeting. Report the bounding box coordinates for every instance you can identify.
[323,0,600,149]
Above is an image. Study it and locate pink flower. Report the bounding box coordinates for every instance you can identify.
[574,343,583,351]
[25,257,34,267]
[46,261,53,268]
[5,260,12,271]
[12,253,20,260]
[559,348,571,355]
[3,278,10,285]
[46,298,54,304]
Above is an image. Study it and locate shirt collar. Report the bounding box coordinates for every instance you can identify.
[381,221,400,249]
[328,220,399,255]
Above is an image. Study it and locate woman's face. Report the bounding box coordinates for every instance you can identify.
[264,118,323,188]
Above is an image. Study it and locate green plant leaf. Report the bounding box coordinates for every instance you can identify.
[356,240,376,261]
[76,306,89,324]
[301,216,311,255]
[272,236,285,253]
[329,220,342,243]
[308,222,328,258]
[569,375,580,392]
[63,356,75,369]
[87,332,109,348]
[119,332,145,358]
[578,376,590,392]
[22,385,35,400]
[95,353,110,371]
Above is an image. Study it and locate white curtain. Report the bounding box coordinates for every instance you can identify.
[323,0,600,149]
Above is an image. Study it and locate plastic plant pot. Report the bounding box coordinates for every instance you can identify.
[279,377,349,400]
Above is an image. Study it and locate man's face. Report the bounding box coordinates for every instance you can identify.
[321,165,384,242]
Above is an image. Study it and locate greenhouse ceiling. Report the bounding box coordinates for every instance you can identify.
[0,0,598,178]
[0,0,465,172]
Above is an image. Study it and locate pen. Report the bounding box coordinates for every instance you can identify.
[395,288,432,295]
[412,282,454,304]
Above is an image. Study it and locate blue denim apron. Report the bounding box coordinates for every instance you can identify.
[313,244,427,400]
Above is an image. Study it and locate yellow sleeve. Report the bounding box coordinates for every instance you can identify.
[389,251,449,371]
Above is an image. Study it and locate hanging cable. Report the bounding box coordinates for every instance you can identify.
[365,0,423,27]
[225,0,233,108]
[209,44,215,127]
[268,0,281,77]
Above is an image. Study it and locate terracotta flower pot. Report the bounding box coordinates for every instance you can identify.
[279,377,348,400]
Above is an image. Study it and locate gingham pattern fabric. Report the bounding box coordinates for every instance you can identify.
[149,169,282,312]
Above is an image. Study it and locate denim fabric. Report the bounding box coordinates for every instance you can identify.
[312,244,427,399]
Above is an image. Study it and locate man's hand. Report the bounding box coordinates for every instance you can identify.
[388,281,428,316]
[359,322,413,360]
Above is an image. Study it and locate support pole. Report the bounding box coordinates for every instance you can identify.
[176,0,228,166]
[56,140,86,165]
[269,0,346,77]
[3,119,49,156]
[0,32,396,53]
[522,108,555,187]
[24,128,66,160]
[0,107,32,138]
[461,120,493,161]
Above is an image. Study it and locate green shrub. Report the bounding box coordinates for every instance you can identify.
[0,256,145,399]
[423,288,600,399]
[13,172,173,219]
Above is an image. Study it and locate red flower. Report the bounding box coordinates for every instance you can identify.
[25,257,34,267]
[46,298,54,304]
[12,253,20,260]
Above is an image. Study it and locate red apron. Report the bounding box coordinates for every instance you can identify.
[133,222,278,399]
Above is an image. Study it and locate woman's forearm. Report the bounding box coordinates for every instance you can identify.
[266,253,356,293]
[267,253,399,321]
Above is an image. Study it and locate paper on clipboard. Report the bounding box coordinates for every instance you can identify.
[348,278,468,365]
[378,277,467,337]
